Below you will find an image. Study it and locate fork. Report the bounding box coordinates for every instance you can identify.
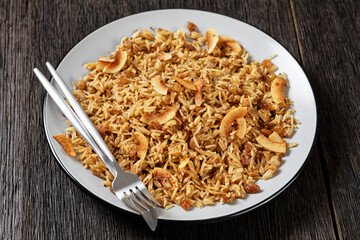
[34,62,160,230]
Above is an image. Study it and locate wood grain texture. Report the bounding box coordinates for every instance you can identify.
[0,0,357,239]
[290,0,360,239]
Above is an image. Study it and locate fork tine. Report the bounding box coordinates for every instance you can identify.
[129,190,152,211]
[131,189,156,210]
[126,191,158,231]
[136,186,161,207]
[122,192,144,213]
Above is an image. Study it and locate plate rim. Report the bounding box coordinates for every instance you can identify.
[42,8,318,223]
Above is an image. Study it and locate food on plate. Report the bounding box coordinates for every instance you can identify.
[53,134,76,157]
[256,135,286,153]
[133,132,149,160]
[219,107,247,138]
[58,23,297,210]
[205,27,218,53]
[271,77,286,104]
[236,118,247,139]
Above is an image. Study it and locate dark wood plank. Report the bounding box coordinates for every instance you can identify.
[0,1,29,239]
[0,0,349,239]
[290,0,360,239]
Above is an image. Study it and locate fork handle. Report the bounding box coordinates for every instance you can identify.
[34,68,121,177]
[46,62,121,176]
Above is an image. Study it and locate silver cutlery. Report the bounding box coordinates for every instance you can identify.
[34,62,160,230]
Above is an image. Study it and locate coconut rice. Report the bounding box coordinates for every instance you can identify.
[58,23,297,210]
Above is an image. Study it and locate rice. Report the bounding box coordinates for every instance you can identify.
[62,23,297,210]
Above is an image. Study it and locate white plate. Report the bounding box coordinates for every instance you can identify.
[43,9,317,222]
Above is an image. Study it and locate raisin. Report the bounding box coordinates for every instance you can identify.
[259,99,271,110]
[181,198,191,210]
[187,22,197,32]
[261,59,272,68]
[240,153,251,166]
[244,143,252,153]
[260,128,272,137]
[245,183,260,193]
[78,80,87,90]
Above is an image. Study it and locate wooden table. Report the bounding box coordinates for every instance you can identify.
[1,0,359,239]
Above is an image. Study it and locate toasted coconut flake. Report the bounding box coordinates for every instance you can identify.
[99,56,115,62]
[218,36,241,52]
[84,62,96,70]
[96,60,109,71]
[179,157,191,169]
[173,76,196,91]
[190,31,204,40]
[268,131,284,143]
[134,132,148,160]
[206,27,219,54]
[95,56,116,71]
[140,113,152,124]
[218,36,235,43]
[195,78,204,106]
[157,52,172,61]
[140,106,177,125]
[153,107,177,124]
[103,50,127,74]
[256,135,286,153]
[153,168,179,190]
[53,134,76,157]
[271,78,285,104]
[226,41,242,53]
[151,76,168,95]
[236,118,247,139]
[220,107,247,138]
